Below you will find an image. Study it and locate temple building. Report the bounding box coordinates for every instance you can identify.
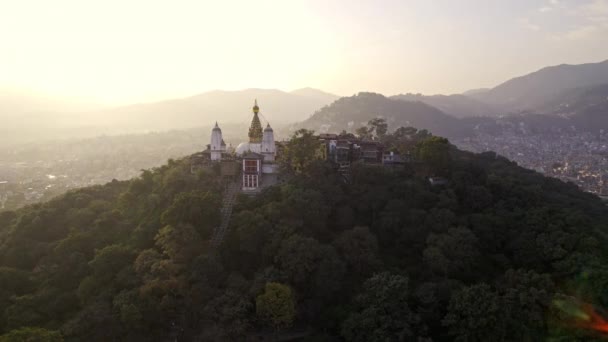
[206,100,278,193]
[193,99,406,193]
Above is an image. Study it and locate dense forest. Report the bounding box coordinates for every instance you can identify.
[1,121,608,341]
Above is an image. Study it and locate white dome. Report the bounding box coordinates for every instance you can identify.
[235,142,262,156]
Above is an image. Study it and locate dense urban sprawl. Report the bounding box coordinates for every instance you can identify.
[455,129,608,196]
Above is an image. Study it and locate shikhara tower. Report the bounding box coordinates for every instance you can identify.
[210,122,226,161]
[235,99,275,158]
[248,99,263,143]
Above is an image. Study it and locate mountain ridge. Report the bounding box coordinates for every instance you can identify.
[296,92,470,138]
[470,59,608,112]
[391,93,501,118]
[0,87,339,145]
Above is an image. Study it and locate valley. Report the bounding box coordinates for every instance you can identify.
[2,61,608,210]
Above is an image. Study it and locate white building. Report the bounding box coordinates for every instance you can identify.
[210,122,226,161]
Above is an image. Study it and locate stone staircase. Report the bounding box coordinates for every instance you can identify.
[211,180,240,247]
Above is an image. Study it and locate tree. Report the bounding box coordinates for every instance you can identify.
[255,282,296,330]
[0,327,63,342]
[415,136,451,175]
[383,126,431,155]
[312,246,346,300]
[160,190,220,239]
[275,235,323,286]
[279,129,323,174]
[423,227,479,278]
[76,244,135,304]
[334,226,381,277]
[498,269,555,341]
[442,284,503,342]
[355,126,373,140]
[356,118,388,141]
[368,118,388,139]
[0,267,33,295]
[280,186,330,236]
[154,224,203,264]
[88,244,134,282]
[341,272,421,341]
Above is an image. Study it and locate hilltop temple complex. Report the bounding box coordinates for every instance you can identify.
[193,100,279,193]
[192,100,410,194]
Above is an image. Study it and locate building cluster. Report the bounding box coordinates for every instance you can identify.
[191,100,279,193]
[455,128,608,196]
[316,133,409,168]
[0,132,204,211]
[193,100,411,193]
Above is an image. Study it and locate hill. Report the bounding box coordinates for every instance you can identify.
[534,83,608,115]
[462,88,490,96]
[471,60,608,112]
[289,87,340,105]
[296,92,468,138]
[1,129,607,341]
[392,93,501,118]
[462,83,608,133]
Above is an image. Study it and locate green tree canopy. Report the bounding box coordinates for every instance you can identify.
[0,327,63,342]
[255,282,296,330]
[416,136,451,175]
[279,129,323,174]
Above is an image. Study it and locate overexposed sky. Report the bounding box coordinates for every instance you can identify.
[1,0,608,104]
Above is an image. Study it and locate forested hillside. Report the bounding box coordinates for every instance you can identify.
[391,93,501,118]
[1,126,608,341]
[297,93,467,138]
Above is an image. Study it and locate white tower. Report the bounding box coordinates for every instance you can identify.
[261,123,276,161]
[210,122,224,161]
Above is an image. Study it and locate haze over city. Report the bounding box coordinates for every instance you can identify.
[2,0,608,104]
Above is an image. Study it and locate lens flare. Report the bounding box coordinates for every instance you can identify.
[553,298,608,335]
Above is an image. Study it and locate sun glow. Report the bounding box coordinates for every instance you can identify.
[0,0,340,104]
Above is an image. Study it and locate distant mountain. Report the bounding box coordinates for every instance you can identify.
[390,61,608,119]
[462,88,490,96]
[290,87,340,105]
[391,93,501,118]
[569,101,608,133]
[90,88,339,130]
[533,83,608,116]
[0,88,99,115]
[0,88,338,146]
[296,92,467,138]
[493,83,608,133]
[471,60,608,112]
[295,89,607,139]
[0,89,107,146]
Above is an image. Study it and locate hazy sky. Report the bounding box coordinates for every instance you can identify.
[1,0,608,104]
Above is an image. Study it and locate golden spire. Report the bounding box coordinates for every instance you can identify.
[249,99,263,143]
[253,99,260,114]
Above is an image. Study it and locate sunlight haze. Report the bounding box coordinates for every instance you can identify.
[1,0,608,104]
